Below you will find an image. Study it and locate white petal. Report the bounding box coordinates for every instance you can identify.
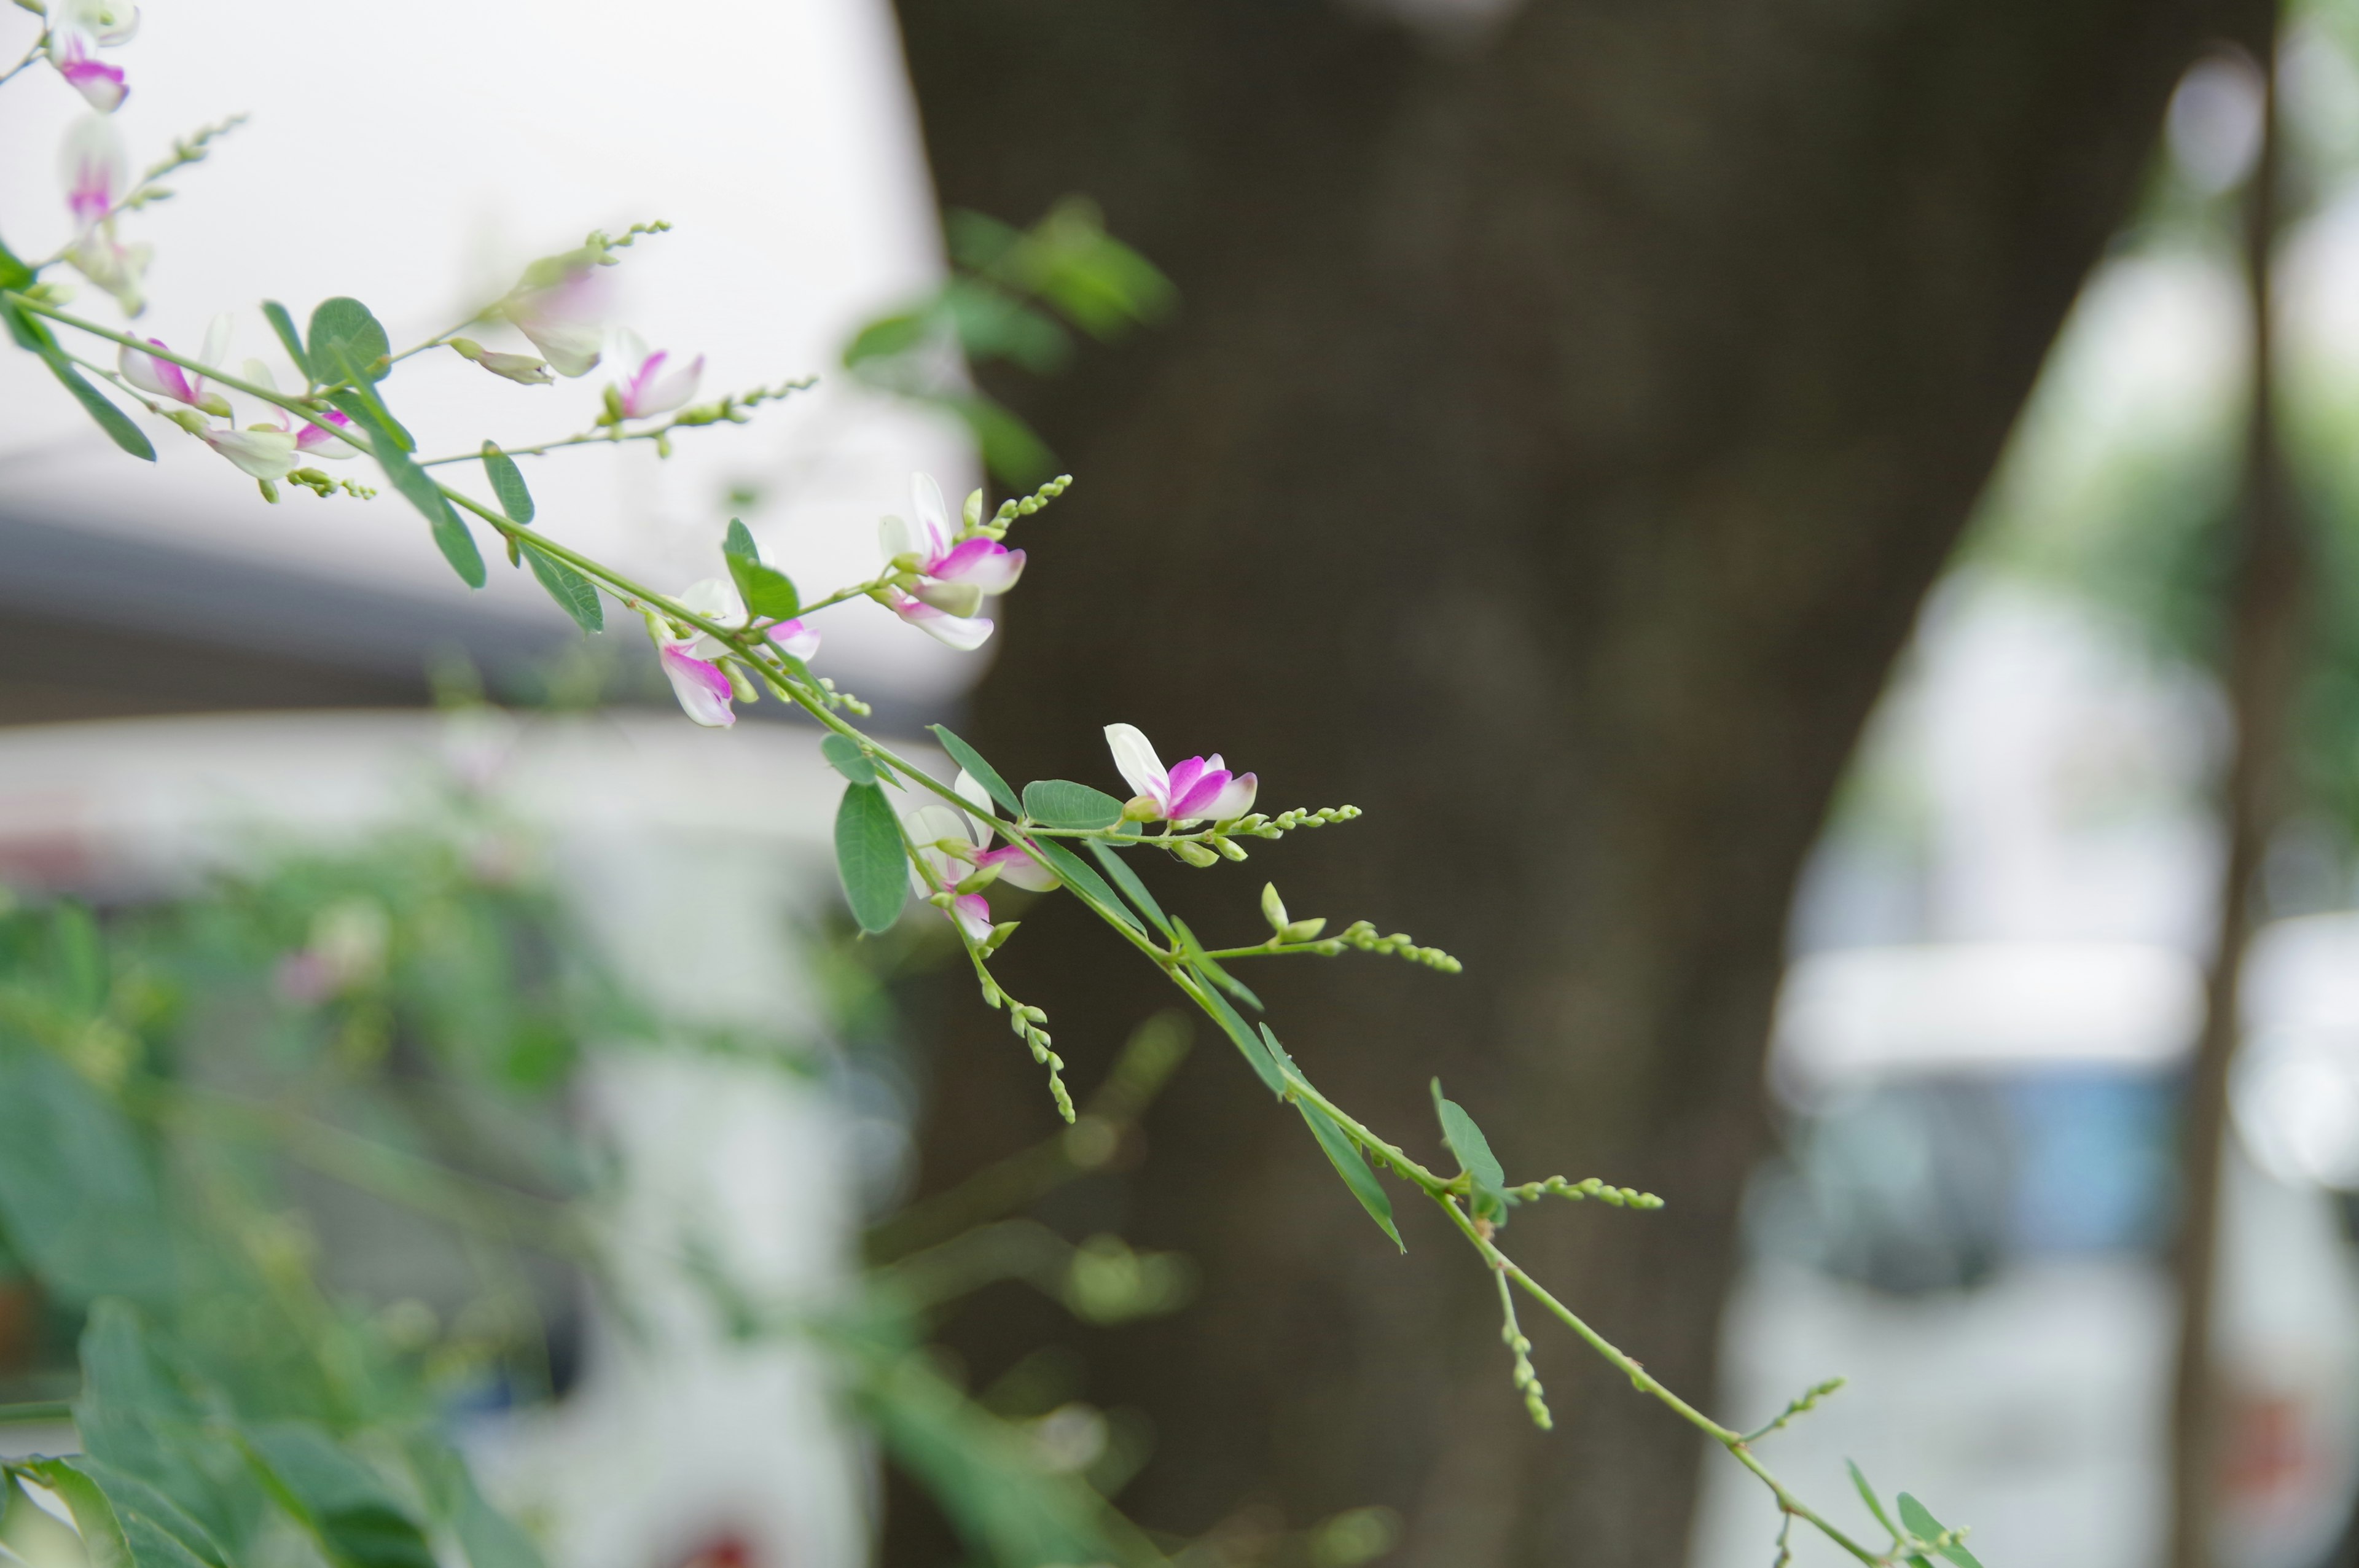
[675,577,743,622]
[954,768,996,846]
[116,340,170,398]
[657,642,735,728]
[1202,773,1259,821]
[199,311,232,374]
[993,847,1062,892]
[880,513,918,564]
[911,472,950,557]
[1103,724,1167,802]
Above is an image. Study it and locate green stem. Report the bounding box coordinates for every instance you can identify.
[0,1401,71,1425]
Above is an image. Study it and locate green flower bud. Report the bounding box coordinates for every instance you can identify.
[1280,916,1328,943]
[1261,883,1289,932]
[1174,841,1219,868]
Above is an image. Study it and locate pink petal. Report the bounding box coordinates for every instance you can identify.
[1202,772,1258,821]
[1165,755,1209,802]
[61,55,127,114]
[294,408,357,458]
[1167,766,1234,823]
[950,892,995,942]
[767,618,820,661]
[118,338,190,402]
[659,642,736,728]
[888,591,995,652]
[976,843,1060,893]
[929,538,1026,595]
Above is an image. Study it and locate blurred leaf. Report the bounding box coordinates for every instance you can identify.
[1848,1461,1899,1537]
[844,1343,1154,1568]
[479,443,533,524]
[1020,781,1122,829]
[947,200,1175,341]
[451,1479,544,1568]
[520,543,600,633]
[243,1422,436,1568]
[834,783,909,935]
[941,393,1057,486]
[0,233,30,292]
[261,301,310,382]
[0,1044,175,1302]
[305,298,389,387]
[52,901,106,1015]
[1025,839,1140,935]
[938,278,1072,374]
[1430,1080,1509,1223]
[74,1304,246,1550]
[1297,1098,1403,1253]
[34,1458,231,1568]
[1897,1494,1981,1568]
[1085,841,1170,938]
[928,725,1020,816]
[722,518,757,559]
[840,306,935,368]
[821,734,878,786]
[23,1457,138,1568]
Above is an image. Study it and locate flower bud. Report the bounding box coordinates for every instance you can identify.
[1174,841,1219,868]
[913,579,985,618]
[1280,916,1328,943]
[450,338,555,386]
[962,488,984,529]
[1121,796,1162,823]
[1261,882,1289,932]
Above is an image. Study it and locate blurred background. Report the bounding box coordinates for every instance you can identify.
[15,0,2359,1567]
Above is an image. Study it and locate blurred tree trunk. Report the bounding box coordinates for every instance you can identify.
[886,1,2263,1564]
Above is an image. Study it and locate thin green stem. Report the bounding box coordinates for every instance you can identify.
[0,1401,71,1426]
[0,35,47,90]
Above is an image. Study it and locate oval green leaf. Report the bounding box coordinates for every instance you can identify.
[834,782,909,934]
[306,297,389,386]
[1299,1099,1404,1253]
[520,542,600,632]
[820,734,877,786]
[480,442,534,523]
[928,725,1020,815]
[1021,779,1123,829]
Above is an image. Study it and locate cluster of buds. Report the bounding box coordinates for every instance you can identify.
[1509,1175,1665,1209]
[1259,883,1330,945]
[1230,805,1363,840]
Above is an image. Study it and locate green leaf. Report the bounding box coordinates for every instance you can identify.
[1431,1080,1510,1223]
[723,518,758,558]
[242,1423,436,1568]
[333,392,482,588]
[520,542,600,632]
[820,734,877,786]
[726,552,800,622]
[25,1457,137,1568]
[1898,1494,1982,1568]
[1172,918,1261,1010]
[1297,1099,1404,1252]
[1020,779,1124,829]
[1848,1461,1899,1538]
[305,297,389,386]
[1024,838,1141,935]
[928,726,1020,816]
[480,442,533,523]
[451,1479,545,1568]
[0,233,33,292]
[1191,975,1285,1097]
[41,347,156,460]
[261,301,310,382]
[55,1459,231,1568]
[52,900,106,1015]
[72,1304,241,1549]
[0,1042,176,1302]
[834,783,909,934]
[1085,841,1170,937]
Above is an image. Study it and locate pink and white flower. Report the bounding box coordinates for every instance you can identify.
[1105,724,1258,825]
[879,473,1025,649]
[50,34,125,112]
[907,773,1059,941]
[118,314,233,416]
[648,579,743,728]
[646,579,823,728]
[45,3,138,113]
[610,330,703,420]
[198,427,302,481]
[60,113,124,225]
[501,270,604,378]
[294,407,359,460]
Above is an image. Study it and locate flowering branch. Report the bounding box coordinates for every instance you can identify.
[0,37,1992,1568]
